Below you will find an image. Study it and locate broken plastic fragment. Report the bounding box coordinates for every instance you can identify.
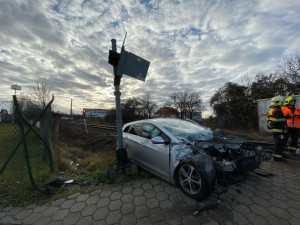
[64,180,74,184]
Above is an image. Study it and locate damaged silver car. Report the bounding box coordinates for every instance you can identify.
[123,118,261,201]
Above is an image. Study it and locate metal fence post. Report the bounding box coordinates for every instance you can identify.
[13,95,50,194]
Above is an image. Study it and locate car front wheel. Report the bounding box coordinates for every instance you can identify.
[176,163,209,201]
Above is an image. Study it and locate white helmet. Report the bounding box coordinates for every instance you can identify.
[271,96,283,107]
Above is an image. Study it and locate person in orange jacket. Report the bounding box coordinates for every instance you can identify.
[281,97,300,155]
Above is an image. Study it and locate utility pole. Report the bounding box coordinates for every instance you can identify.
[70,98,73,118]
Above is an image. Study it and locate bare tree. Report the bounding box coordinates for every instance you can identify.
[186,91,204,120]
[140,93,157,119]
[237,72,255,97]
[275,52,300,84]
[29,77,54,163]
[168,90,188,119]
[167,89,204,120]
[30,77,53,108]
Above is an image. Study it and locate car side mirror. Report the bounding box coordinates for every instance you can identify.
[151,136,166,144]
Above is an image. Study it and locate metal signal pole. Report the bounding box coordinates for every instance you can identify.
[111,39,129,170]
[108,37,150,170]
[70,98,73,117]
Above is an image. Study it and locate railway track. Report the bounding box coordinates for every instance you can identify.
[64,122,117,137]
[66,122,117,131]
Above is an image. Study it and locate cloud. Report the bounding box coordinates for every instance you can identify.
[0,0,299,117]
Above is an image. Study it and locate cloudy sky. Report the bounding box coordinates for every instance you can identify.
[1,0,299,117]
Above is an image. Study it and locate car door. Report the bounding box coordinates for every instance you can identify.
[123,123,143,162]
[139,123,170,180]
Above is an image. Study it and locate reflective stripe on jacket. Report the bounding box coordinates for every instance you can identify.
[273,154,283,158]
[281,106,300,128]
[267,107,288,134]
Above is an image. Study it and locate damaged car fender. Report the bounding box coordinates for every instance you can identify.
[190,154,216,191]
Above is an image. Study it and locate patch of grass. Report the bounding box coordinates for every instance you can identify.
[0,123,53,209]
[0,123,21,163]
[0,120,151,210]
[90,168,107,184]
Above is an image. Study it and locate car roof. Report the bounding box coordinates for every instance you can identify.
[124,118,183,126]
[123,118,211,132]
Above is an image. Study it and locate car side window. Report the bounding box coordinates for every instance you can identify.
[125,123,142,136]
[142,123,162,139]
[123,125,130,133]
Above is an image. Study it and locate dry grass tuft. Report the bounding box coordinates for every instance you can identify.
[57,157,77,172]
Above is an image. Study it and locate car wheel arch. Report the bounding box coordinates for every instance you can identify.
[173,154,216,200]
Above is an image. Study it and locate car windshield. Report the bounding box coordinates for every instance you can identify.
[159,119,213,141]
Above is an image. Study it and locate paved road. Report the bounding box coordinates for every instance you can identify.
[0,160,299,225]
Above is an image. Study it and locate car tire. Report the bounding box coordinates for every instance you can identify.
[175,162,209,201]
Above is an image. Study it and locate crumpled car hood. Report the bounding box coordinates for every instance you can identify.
[169,136,261,184]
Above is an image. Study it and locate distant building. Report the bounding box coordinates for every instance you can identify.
[154,107,178,118]
[82,108,110,119]
[0,109,12,123]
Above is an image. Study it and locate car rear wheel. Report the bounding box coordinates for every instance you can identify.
[176,163,209,201]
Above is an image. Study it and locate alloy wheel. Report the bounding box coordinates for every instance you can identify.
[179,164,202,194]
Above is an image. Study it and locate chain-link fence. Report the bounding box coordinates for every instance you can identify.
[0,95,54,203]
